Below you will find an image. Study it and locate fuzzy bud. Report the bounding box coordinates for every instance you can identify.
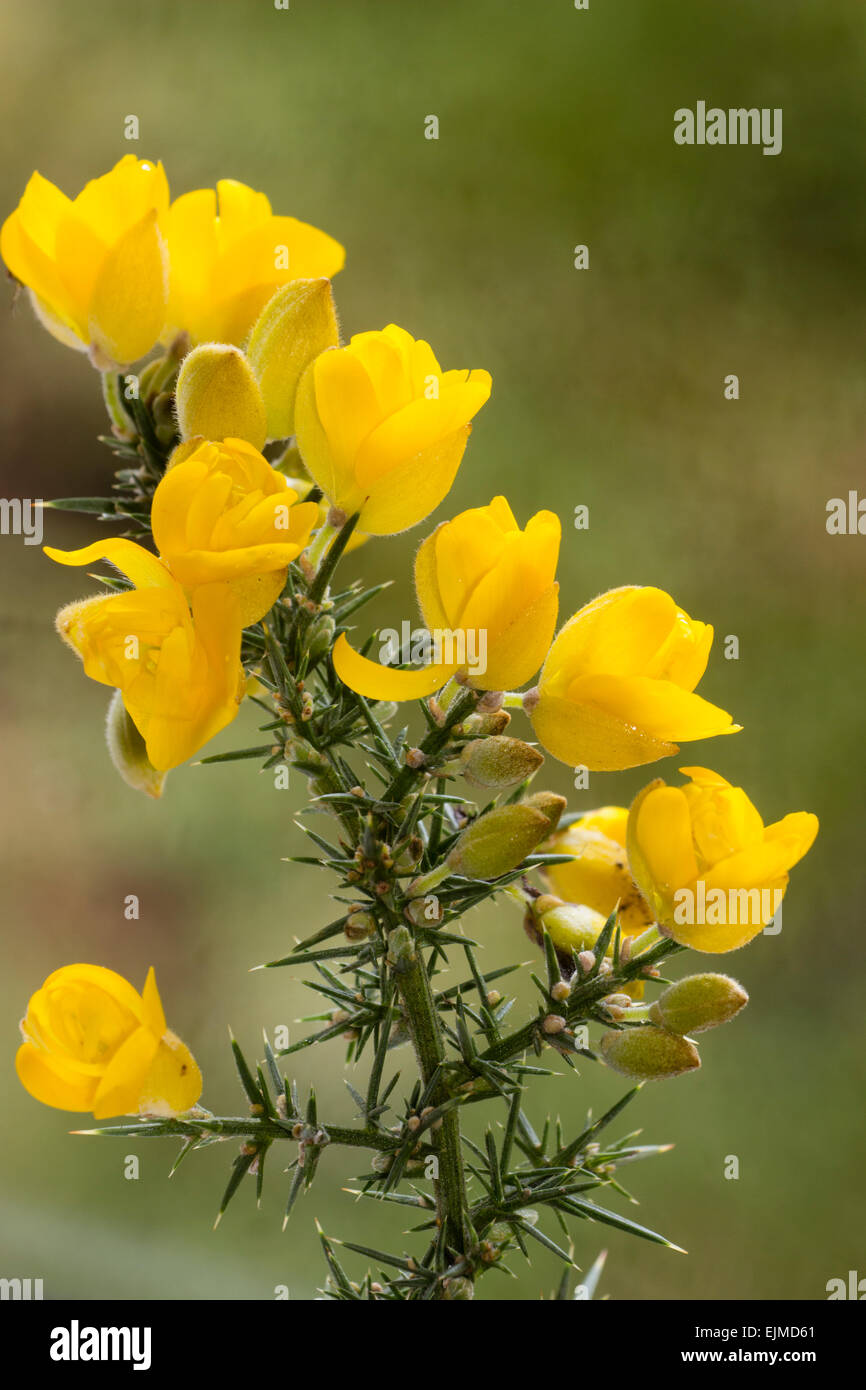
[105,690,166,799]
[460,709,512,737]
[649,973,748,1035]
[175,343,267,449]
[459,736,544,790]
[600,1026,701,1080]
[447,794,565,880]
[246,279,339,439]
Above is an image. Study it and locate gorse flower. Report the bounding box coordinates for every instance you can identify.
[16,965,201,1119]
[164,178,344,346]
[151,437,318,619]
[1,155,169,366]
[543,806,655,936]
[333,496,560,698]
[527,586,740,771]
[627,766,818,951]
[294,324,492,534]
[44,539,245,771]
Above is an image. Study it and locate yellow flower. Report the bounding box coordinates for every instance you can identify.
[151,438,318,620]
[164,178,344,345]
[44,539,245,771]
[294,324,492,534]
[626,766,818,952]
[16,964,201,1119]
[544,806,655,936]
[528,586,739,771]
[1,155,169,366]
[332,496,560,699]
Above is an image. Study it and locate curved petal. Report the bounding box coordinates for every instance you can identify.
[467,582,559,692]
[44,538,176,592]
[135,1031,202,1116]
[333,632,455,701]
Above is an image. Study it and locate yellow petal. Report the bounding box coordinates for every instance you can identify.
[91,1025,161,1119]
[135,1031,202,1116]
[356,424,471,535]
[631,785,699,899]
[566,673,739,743]
[246,278,340,439]
[140,966,167,1036]
[333,632,455,700]
[16,1043,98,1112]
[468,582,559,692]
[44,538,176,591]
[531,691,678,771]
[88,208,169,364]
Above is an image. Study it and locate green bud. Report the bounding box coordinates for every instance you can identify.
[460,709,512,736]
[344,910,377,942]
[442,1277,475,1300]
[459,736,543,789]
[246,279,340,439]
[151,390,178,448]
[175,343,267,449]
[105,690,165,799]
[529,897,608,954]
[305,613,336,665]
[447,793,565,880]
[649,973,748,1034]
[600,1026,701,1080]
[521,791,567,834]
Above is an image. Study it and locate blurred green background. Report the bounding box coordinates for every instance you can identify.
[1,0,864,1301]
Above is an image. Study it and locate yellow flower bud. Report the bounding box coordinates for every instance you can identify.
[332,496,560,700]
[151,437,318,622]
[528,586,740,771]
[175,344,267,450]
[16,964,201,1119]
[447,794,565,880]
[544,806,654,936]
[527,895,644,1000]
[164,178,344,346]
[105,689,166,799]
[626,766,818,952]
[459,736,543,789]
[44,538,245,771]
[600,1026,700,1080]
[294,324,491,534]
[1,156,170,366]
[649,973,748,1034]
[246,278,340,439]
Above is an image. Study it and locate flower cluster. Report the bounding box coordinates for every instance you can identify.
[5,156,818,1298]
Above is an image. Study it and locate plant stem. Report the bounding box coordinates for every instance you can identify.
[387,927,471,1271]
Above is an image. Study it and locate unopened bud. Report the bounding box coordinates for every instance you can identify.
[600,1026,701,1080]
[649,973,748,1035]
[105,690,166,799]
[541,1014,567,1035]
[175,343,267,449]
[442,1277,475,1300]
[460,709,512,736]
[247,279,339,439]
[404,894,443,927]
[344,910,377,942]
[306,613,336,664]
[459,736,544,790]
[551,981,570,1002]
[447,795,565,880]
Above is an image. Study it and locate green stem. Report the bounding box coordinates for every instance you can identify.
[384,686,479,806]
[387,927,470,1268]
